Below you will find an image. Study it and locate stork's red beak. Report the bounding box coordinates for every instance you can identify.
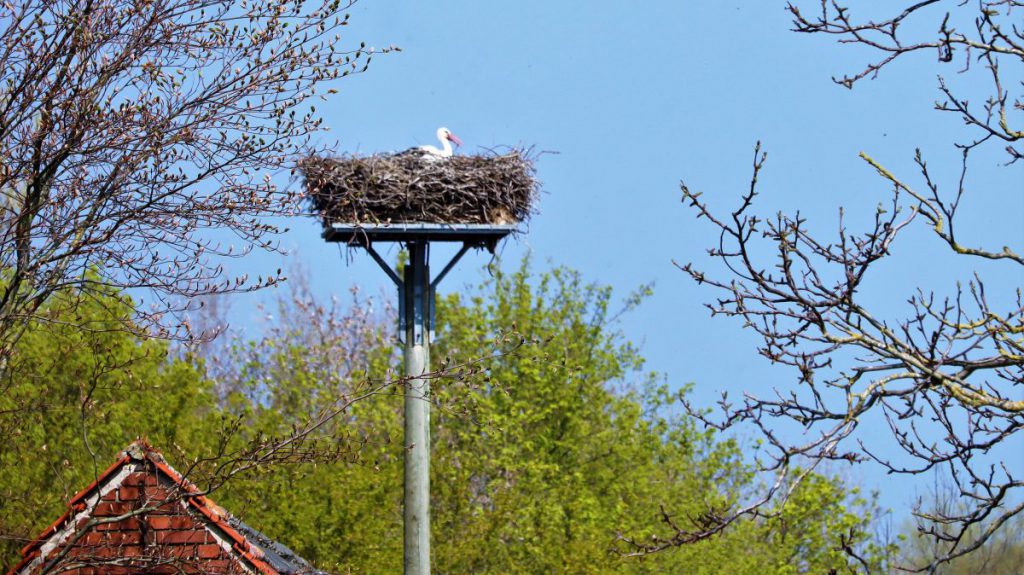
[447,133,463,147]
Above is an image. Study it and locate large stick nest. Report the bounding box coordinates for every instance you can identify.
[300,150,539,226]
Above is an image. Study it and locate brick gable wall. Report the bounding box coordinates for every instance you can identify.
[23,464,248,575]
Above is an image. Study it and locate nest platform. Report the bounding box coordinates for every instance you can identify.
[300,150,538,241]
[321,222,516,251]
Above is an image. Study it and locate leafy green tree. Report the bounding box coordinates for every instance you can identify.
[200,279,404,571]
[216,260,888,574]
[0,260,890,574]
[0,277,391,573]
[0,286,216,566]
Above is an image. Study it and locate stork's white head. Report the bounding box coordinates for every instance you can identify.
[437,127,462,148]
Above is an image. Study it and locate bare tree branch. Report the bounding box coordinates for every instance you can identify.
[642,2,1024,572]
[0,0,389,356]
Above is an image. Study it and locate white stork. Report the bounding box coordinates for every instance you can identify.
[408,127,462,160]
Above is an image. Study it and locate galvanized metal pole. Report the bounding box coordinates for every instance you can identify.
[359,237,479,575]
[326,225,511,575]
[403,241,430,575]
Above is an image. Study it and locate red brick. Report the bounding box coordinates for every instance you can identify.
[146,500,183,515]
[117,486,141,500]
[148,515,195,530]
[121,472,148,487]
[93,544,144,558]
[143,485,172,500]
[94,566,133,575]
[152,530,207,545]
[105,531,142,546]
[199,559,235,574]
[70,546,115,559]
[197,543,224,558]
[148,562,203,574]
[92,501,134,517]
[75,529,141,546]
[79,531,105,546]
[96,517,141,531]
[160,544,202,560]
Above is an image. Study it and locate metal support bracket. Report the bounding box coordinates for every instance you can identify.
[365,242,408,342]
[427,243,472,341]
[365,241,476,344]
[365,241,403,287]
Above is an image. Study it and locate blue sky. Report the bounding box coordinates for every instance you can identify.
[227,1,1023,518]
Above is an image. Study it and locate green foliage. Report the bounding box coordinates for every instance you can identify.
[0,287,215,565]
[0,261,885,574]
[216,259,883,574]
